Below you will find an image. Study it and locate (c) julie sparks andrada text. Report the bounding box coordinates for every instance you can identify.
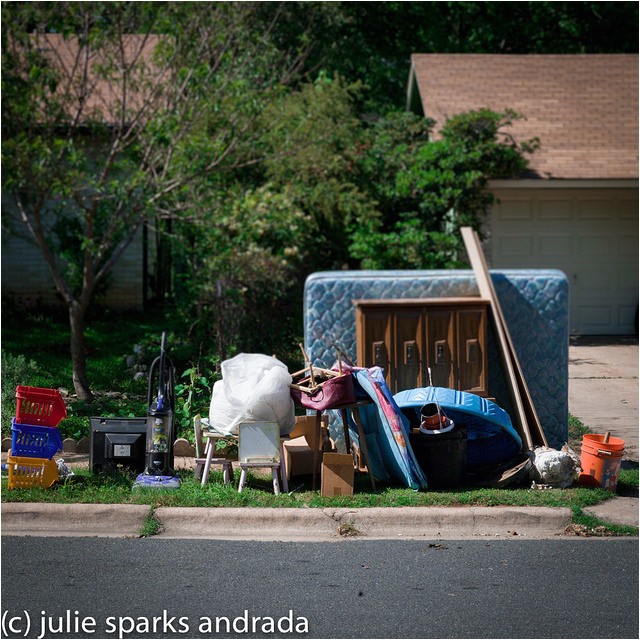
[29,609,309,639]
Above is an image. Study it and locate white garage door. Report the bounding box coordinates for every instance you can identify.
[489,188,638,335]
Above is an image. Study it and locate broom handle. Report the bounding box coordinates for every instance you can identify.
[427,366,443,420]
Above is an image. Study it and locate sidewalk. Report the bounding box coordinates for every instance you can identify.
[568,335,639,462]
[567,336,638,531]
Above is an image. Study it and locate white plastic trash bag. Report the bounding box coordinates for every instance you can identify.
[208,380,238,436]
[209,353,295,436]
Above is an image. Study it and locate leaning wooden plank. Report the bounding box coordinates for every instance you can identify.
[512,353,549,447]
[462,227,548,447]
[460,227,535,450]
[463,229,548,448]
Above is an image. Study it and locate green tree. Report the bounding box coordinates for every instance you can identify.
[1,1,323,399]
[175,185,309,363]
[351,109,539,268]
[172,74,374,361]
[321,1,639,111]
[259,74,376,268]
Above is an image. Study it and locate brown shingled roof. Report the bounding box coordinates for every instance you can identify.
[19,33,167,126]
[409,54,638,180]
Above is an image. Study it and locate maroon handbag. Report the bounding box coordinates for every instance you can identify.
[290,370,356,410]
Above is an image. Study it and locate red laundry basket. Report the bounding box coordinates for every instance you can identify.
[15,386,67,427]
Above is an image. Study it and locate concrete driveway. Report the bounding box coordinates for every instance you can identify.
[568,336,638,462]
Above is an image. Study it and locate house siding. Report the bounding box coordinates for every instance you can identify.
[1,199,145,310]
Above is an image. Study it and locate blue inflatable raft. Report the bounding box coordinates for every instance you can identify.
[394,387,523,468]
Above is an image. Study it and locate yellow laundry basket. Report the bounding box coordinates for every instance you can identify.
[7,454,59,489]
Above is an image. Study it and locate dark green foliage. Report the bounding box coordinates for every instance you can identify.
[0,310,163,439]
[169,186,307,366]
[257,74,377,269]
[319,2,639,111]
[174,366,213,433]
[350,109,538,269]
[2,1,637,396]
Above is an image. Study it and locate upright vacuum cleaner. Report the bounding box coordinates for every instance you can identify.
[134,332,181,490]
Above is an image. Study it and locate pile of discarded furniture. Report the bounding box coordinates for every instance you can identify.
[7,229,622,494]
[197,223,564,494]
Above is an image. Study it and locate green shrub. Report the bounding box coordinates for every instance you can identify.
[1,350,43,433]
[174,365,215,436]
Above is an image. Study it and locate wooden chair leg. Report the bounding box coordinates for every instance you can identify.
[201,439,215,487]
[279,443,288,493]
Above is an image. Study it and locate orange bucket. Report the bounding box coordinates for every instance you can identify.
[578,433,624,491]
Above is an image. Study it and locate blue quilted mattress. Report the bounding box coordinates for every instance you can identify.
[303,269,569,448]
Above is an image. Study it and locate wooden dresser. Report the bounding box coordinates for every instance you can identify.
[355,298,489,395]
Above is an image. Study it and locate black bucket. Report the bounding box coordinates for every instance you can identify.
[409,424,467,488]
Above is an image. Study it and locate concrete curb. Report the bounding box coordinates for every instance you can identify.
[1,503,574,540]
[327,506,572,540]
[155,507,338,540]
[1,503,150,538]
[155,506,573,540]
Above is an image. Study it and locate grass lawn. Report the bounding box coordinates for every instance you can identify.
[0,466,636,509]
[1,307,638,537]
[2,464,638,537]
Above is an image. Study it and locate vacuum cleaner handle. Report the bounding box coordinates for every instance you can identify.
[148,332,168,412]
[156,332,167,410]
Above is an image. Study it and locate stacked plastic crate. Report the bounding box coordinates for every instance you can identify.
[7,386,67,489]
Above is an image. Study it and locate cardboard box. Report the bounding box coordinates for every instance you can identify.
[283,435,317,479]
[283,434,336,480]
[283,415,334,480]
[321,453,354,497]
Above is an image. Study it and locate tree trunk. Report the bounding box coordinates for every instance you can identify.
[69,302,94,402]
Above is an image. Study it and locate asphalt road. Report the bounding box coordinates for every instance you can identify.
[1,537,637,640]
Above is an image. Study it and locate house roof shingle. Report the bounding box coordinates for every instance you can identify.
[409,54,639,180]
[24,33,166,125]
